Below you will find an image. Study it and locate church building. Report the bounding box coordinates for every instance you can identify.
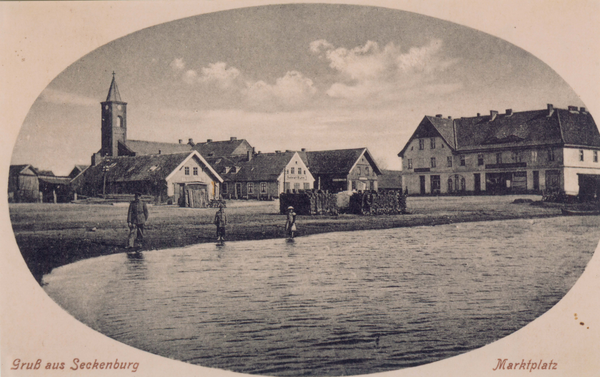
[76,74,223,206]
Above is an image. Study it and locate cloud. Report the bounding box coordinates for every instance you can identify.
[170,58,185,71]
[311,39,460,101]
[244,71,317,111]
[39,88,97,106]
[198,62,241,88]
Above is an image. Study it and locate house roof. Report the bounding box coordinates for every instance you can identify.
[207,151,298,182]
[192,138,252,158]
[399,106,600,157]
[85,151,221,183]
[38,176,71,185]
[378,170,403,189]
[304,148,382,175]
[123,140,193,156]
[9,164,33,176]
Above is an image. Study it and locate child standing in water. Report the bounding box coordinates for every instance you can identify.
[214,205,227,242]
[285,206,297,238]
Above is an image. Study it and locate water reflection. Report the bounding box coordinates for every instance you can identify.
[43,217,600,376]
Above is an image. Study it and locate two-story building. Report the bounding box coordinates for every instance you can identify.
[303,148,381,192]
[398,105,600,196]
[209,150,314,199]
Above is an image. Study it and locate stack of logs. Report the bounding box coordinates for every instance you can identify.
[349,190,406,215]
[279,190,338,215]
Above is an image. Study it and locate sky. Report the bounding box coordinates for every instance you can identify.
[11,3,584,175]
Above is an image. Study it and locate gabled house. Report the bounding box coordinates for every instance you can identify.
[209,151,314,199]
[303,148,381,192]
[75,151,223,206]
[398,105,600,196]
[68,165,89,180]
[8,165,39,202]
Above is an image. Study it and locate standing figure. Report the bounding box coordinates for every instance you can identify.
[127,192,149,249]
[285,206,297,239]
[214,205,227,242]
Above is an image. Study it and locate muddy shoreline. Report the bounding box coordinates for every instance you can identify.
[9,196,569,284]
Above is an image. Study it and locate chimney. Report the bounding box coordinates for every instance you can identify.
[246,150,252,161]
[447,116,452,119]
[301,148,306,152]
[490,110,498,122]
[275,150,281,154]
[188,138,195,146]
[547,104,554,117]
[568,105,579,113]
[505,109,513,116]
[230,137,237,141]
[477,113,481,117]
[436,114,443,118]
[158,150,162,154]
[286,149,293,153]
[207,139,213,143]
[178,139,183,144]
[581,107,587,113]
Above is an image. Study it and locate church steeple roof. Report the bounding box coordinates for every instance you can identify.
[105,72,122,102]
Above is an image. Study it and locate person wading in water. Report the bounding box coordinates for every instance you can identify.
[214,204,227,243]
[285,206,297,239]
[127,192,149,249]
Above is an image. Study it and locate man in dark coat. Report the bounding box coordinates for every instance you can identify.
[127,192,149,249]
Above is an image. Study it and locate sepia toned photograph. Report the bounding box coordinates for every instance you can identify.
[2,1,600,376]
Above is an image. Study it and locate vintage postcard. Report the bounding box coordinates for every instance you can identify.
[1,1,599,376]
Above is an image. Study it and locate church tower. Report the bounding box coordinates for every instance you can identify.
[100,72,127,157]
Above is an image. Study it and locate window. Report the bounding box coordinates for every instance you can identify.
[365,167,370,176]
[407,159,413,169]
[303,183,310,189]
[357,167,361,175]
[247,182,254,194]
[193,167,198,176]
[478,154,484,166]
[447,156,452,167]
[579,150,584,161]
[294,183,301,190]
[284,182,290,191]
[447,178,453,192]
[222,182,228,193]
[117,116,123,128]
[460,155,466,166]
[431,157,437,168]
[496,153,502,164]
[290,167,295,174]
[595,151,598,163]
[298,168,302,174]
[512,151,521,162]
[532,150,538,163]
[184,167,190,175]
[260,182,267,193]
[430,138,436,149]
[419,139,425,150]
[548,148,555,161]
[430,175,441,193]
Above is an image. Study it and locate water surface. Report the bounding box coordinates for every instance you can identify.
[44,216,600,376]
